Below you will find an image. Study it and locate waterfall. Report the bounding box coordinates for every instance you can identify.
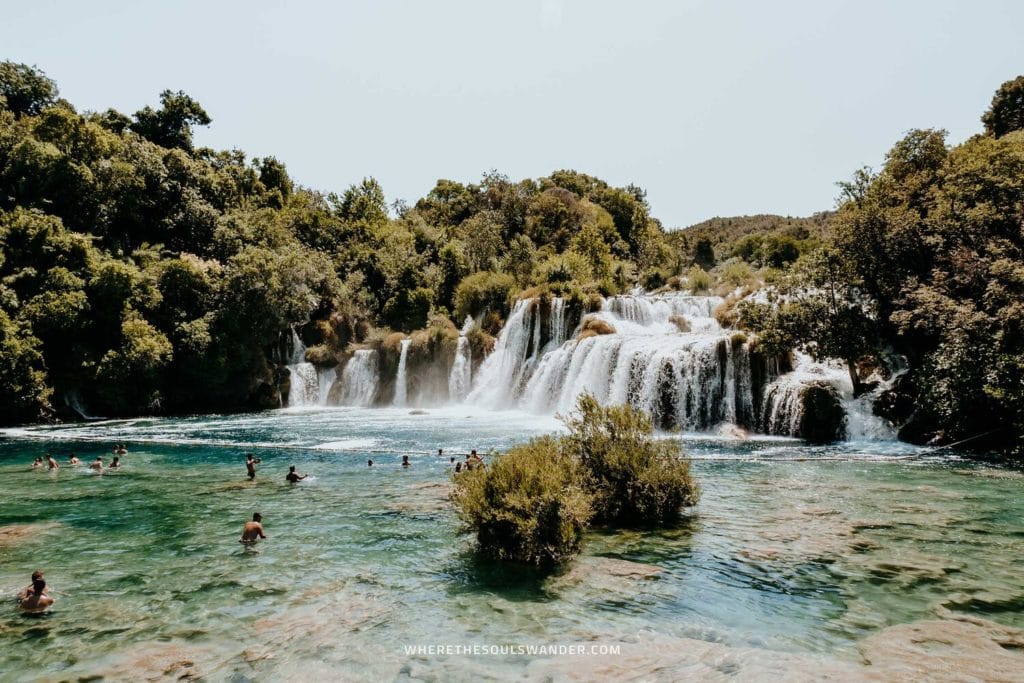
[285,327,338,407]
[448,337,472,402]
[337,350,379,407]
[393,339,411,407]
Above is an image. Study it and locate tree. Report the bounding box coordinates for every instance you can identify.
[338,177,387,225]
[131,90,211,151]
[693,237,715,268]
[0,62,58,117]
[982,75,1024,138]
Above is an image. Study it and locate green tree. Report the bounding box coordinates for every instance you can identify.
[0,61,58,117]
[982,75,1024,138]
[131,89,211,151]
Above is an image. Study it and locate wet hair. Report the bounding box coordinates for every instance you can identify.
[252,512,262,522]
[289,466,296,472]
[32,578,45,594]
[31,570,43,581]
[455,462,462,472]
[450,456,455,463]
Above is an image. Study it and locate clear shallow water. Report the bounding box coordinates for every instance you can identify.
[1,408,1022,681]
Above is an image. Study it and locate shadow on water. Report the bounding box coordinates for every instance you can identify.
[445,549,560,601]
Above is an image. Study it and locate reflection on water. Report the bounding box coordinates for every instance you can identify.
[0,408,1022,680]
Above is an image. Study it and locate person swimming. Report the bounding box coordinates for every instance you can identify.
[245,454,261,480]
[18,577,54,614]
[17,571,44,601]
[90,457,103,472]
[109,456,121,469]
[437,448,444,457]
[31,457,42,470]
[116,444,127,455]
[454,461,462,473]
[285,465,307,483]
[367,459,373,467]
[402,455,411,468]
[68,453,80,465]
[239,513,267,545]
[47,455,59,471]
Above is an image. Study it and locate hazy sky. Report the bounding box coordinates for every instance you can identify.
[3,0,1022,227]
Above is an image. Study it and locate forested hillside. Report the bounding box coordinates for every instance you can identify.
[0,62,684,422]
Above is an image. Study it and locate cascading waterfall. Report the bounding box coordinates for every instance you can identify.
[448,317,474,402]
[286,328,338,407]
[281,291,895,440]
[466,291,893,439]
[337,350,379,407]
[393,339,411,407]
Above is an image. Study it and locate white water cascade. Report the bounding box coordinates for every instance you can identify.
[466,291,891,438]
[393,339,411,407]
[286,328,339,408]
[337,350,380,407]
[448,317,474,402]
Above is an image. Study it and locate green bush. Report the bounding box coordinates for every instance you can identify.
[453,395,699,564]
[453,270,516,321]
[563,395,699,525]
[452,436,592,566]
[687,265,712,293]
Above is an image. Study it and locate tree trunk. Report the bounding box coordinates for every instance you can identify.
[847,359,863,397]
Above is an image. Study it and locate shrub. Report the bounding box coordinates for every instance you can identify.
[453,271,516,321]
[687,265,712,293]
[452,436,592,566]
[718,258,757,288]
[562,395,699,525]
[575,316,616,341]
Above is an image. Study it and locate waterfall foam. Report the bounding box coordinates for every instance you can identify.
[337,350,380,407]
[393,339,411,407]
[448,318,474,402]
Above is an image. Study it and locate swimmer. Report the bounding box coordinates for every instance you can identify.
[116,444,127,455]
[17,571,44,601]
[18,577,54,614]
[68,453,80,465]
[239,512,267,545]
[32,457,42,470]
[108,456,121,469]
[454,461,462,473]
[437,448,444,457]
[367,459,373,467]
[47,455,59,471]
[245,454,261,480]
[402,455,410,468]
[90,457,103,472]
[285,465,306,483]
[449,456,455,464]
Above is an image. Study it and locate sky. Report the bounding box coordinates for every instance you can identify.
[2,0,1022,227]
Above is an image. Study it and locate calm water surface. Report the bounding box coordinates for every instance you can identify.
[1,407,1022,680]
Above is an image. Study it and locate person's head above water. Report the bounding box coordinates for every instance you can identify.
[252,512,262,522]
[32,578,45,594]
[289,465,296,472]
[31,570,43,582]
[367,459,373,466]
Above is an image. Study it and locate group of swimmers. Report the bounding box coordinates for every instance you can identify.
[32,448,124,473]
[365,448,485,471]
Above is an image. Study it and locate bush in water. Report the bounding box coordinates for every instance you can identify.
[453,395,699,565]
[452,435,592,566]
[563,395,699,525]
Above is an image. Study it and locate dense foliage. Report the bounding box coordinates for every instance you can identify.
[736,77,1024,454]
[0,62,680,423]
[452,396,698,565]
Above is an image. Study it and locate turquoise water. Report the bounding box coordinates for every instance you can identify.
[1,407,1022,680]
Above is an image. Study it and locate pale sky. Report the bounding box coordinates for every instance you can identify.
[3,0,1022,227]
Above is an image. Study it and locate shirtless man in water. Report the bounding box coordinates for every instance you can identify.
[245,454,261,480]
[285,465,306,483]
[90,457,103,472]
[47,455,59,471]
[19,576,54,614]
[239,513,267,545]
